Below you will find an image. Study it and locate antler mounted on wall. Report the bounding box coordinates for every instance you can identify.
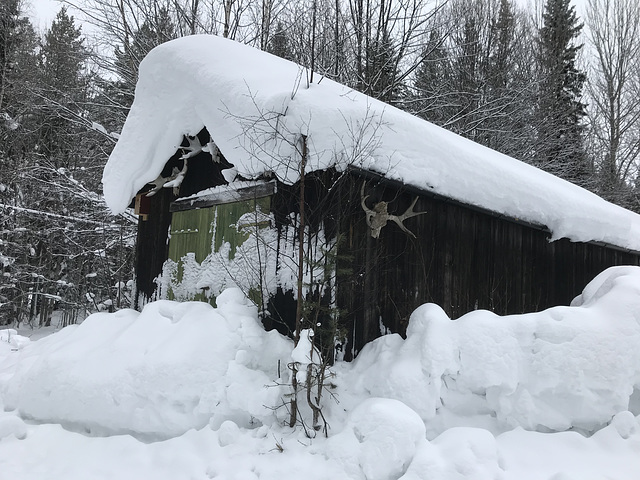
[360,181,426,239]
[145,135,210,197]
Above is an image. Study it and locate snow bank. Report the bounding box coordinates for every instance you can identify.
[103,35,640,251]
[0,329,30,351]
[2,267,640,479]
[4,267,640,442]
[345,266,640,435]
[2,411,639,480]
[2,289,292,438]
[326,398,427,480]
[0,330,30,395]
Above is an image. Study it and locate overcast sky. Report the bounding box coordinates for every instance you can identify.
[27,0,62,30]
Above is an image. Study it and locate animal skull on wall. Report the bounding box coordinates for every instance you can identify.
[360,182,426,238]
[145,135,212,196]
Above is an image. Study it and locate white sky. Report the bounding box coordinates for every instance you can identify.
[516,0,587,13]
[27,0,99,41]
[26,0,62,31]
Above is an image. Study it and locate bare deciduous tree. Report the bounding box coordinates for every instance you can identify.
[586,0,640,205]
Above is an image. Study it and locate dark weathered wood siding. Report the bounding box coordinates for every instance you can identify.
[134,157,639,360]
[134,188,174,308]
[336,172,640,358]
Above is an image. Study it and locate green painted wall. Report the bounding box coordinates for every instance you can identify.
[167,195,271,304]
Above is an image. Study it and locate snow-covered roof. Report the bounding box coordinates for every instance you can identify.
[103,34,640,252]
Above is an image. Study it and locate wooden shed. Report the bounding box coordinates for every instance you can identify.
[102,35,640,359]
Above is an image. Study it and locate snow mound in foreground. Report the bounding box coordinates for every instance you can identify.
[327,398,427,480]
[0,329,30,351]
[2,267,640,441]
[346,266,640,435]
[2,289,292,439]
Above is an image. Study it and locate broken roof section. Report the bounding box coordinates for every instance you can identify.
[103,34,640,252]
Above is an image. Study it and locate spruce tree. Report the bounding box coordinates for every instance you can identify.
[482,0,537,160]
[535,0,590,186]
[488,0,516,92]
[268,22,293,60]
[0,0,21,115]
[38,7,87,166]
[113,7,177,108]
[0,5,49,326]
[0,0,38,138]
[413,28,454,127]
[363,29,400,103]
[0,7,134,326]
[413,0,537,162]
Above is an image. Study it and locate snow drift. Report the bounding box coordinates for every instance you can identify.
[2,267,640,479]
[345,266,640,435]
[3,267,640,441]
[2,289,292,438]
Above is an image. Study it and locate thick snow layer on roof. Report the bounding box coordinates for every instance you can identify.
[103,35,640,251]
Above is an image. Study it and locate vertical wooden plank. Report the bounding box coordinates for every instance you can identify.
[134,188,174,307]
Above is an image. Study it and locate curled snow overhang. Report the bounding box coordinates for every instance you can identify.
[103,34,640,253]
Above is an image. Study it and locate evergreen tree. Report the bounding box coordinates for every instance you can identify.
[413,28,454,127]
[413,0,537,162]
[363,29,401,103]
[113,6,177,108]
[451,3,485,139]
[0,4,38,208]
[482,0,538,159]
[0,0,38,140]
[0,0,21,115]
[488,0,516,92]
[0,6,135,326]
[37,7,88,166]
[535,0,590,186]
[0,5,44,325]
[267,21,293,60]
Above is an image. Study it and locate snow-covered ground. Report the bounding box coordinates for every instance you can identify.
[2,267,640,479]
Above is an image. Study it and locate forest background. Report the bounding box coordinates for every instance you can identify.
[1,0,639,326]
